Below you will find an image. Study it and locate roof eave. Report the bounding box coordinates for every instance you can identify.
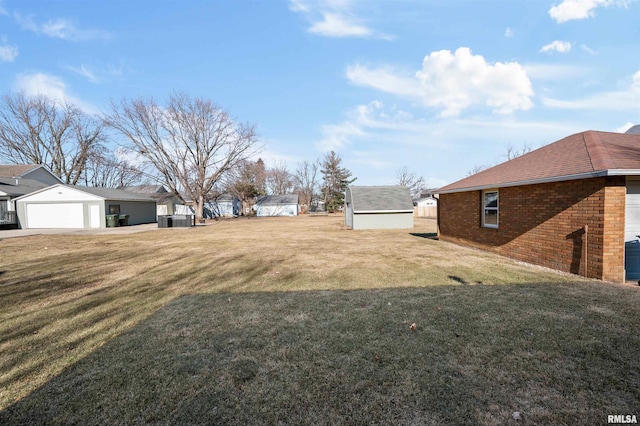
[434,170,630,194]
[353,209,414,214]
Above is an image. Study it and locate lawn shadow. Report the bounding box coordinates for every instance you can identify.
[3,284,640,425]
[410,232,438,240]
[447,275,468,284]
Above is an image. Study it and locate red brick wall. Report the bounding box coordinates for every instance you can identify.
[438,176,625,282]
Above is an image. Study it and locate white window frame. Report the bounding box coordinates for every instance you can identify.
[482,190,499,229]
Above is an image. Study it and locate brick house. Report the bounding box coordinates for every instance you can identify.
[436,130,640,283]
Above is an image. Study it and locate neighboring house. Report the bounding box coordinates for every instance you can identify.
[0,164,63,228]
[119,185,184,216]
[15,184,157,229]
[435,129,640,283]
[309,197,326,213]
[212,194,241,217]
[176,194,241,218]
[254,194,299,217]
[414,197,438,207]
[345,186,414,230]
[413,196,438,219]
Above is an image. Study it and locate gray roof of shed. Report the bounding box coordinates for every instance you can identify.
[256,194,299,205]
[348,186,413,212]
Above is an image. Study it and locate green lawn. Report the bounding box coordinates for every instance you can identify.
[1,216,639,424]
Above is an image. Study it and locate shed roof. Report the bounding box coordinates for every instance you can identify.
[437,130,640,194]
[256,194,299,205]
[348,186,413,212]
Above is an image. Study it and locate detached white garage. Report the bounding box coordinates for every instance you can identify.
[15,184,157,229]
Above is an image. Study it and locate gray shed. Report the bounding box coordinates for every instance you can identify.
[345,186,414,230]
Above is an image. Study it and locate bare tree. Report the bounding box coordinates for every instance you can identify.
[224,158,266,208]
[467,143,534,176]
[505,143,533,160]
[104,93,259,221]
[294,159,320,212]
[0,92,104,184]
[466,164,490,177]
[394,166,426,199]
[266,161,294,195]
[83,149,144,188]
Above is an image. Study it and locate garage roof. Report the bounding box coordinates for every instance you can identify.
[15,184,156,202]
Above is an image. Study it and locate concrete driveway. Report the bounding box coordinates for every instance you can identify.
[0,223,165,239]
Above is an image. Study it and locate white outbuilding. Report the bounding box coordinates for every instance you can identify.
[254,194,299,217]
[15,184,157,229]
[345,186,414,230]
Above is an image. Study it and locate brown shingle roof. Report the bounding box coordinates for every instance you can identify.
[0,164,42,178]
[437,130,640,193]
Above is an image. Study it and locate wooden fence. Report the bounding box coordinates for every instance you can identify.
[413,206,437,219]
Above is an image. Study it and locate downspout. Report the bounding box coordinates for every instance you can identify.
[583,225,588,278]
[436,195,440,238]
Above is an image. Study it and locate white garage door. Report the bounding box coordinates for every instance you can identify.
[26,203,84,229]
[625,180,640,280]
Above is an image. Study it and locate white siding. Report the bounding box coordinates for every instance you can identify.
[256,204,298,217]
[625,179,640,279]
[23,185,102,202]
[352,212,414,230]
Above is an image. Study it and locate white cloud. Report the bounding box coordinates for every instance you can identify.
[541,70,640,111]
[65,64,100,83]
[523,63,586,80]
[0,36,18,62]
[346,64,419,98]
[290,0,392,39]
[314,100,582,185]
[0,2,7,16]
[504,27,514,37]
[14,72,99,113]
[416,48,533,117]
[548,0,635,23]
[347,48,534,117]
[309,11,372,37]
[616,122,636,133]
[15,13,110,41]
[540,40,572,53]
[580,44,598,54]
[317,120,364,151]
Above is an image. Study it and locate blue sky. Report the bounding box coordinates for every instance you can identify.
[1,0,638,188]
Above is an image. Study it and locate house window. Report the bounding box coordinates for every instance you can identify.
[109,205,121,214]
[483,190,498,228]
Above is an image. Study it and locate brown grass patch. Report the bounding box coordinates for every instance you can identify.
[1,216,639,424]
